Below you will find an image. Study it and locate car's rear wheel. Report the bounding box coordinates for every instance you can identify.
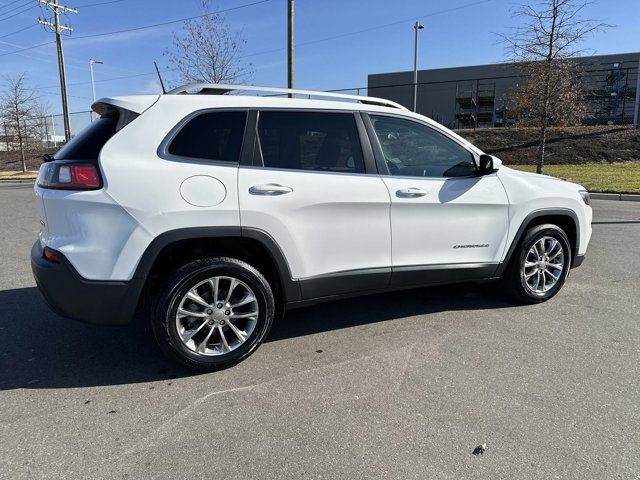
[151,257,274,371]
[503,224,572,303]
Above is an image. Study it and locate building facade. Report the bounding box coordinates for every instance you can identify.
[367,52,639,129]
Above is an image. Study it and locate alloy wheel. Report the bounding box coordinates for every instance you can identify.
[522,236,565,295]
[175,276,259,356]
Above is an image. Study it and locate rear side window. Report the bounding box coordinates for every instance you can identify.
[168,111,247,162]
[257,111,365,174]
[54,116,118,160]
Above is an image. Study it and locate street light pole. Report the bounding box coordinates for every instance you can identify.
[89,59,103,121]
[287,0,294,98]
[413,21,424,112]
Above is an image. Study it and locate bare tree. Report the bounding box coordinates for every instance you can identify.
[510,59,586,127]
[29,102,52,150]
[0,73,39,173]
[164,0,253,86]
[499,0,608,173]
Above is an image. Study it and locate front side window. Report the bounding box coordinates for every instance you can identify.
[167,111,247,162]
[257,111,365,174]
[370,115,476,178]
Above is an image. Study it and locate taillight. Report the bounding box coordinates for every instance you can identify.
[38,162,102,190]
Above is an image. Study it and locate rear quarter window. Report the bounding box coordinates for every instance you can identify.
[54,116,118,161]
[167,111,247,162]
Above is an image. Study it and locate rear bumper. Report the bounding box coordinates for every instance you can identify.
[30,242,143,325]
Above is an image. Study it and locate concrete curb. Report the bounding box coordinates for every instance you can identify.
[620,194,640,202]
[591,192,640,202]
[0,179,36,184]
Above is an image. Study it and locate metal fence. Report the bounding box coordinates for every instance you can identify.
[237,66,639,129]
[2,63,637,152]
[339,66,640,129]
[1,110,92,152]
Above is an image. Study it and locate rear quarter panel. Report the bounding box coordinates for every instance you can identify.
[96,96,244,280]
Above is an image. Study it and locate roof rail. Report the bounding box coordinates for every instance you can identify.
[166,83,409,111]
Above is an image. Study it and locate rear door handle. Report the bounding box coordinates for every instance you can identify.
[249,184,294,196]
[396,187,428,198]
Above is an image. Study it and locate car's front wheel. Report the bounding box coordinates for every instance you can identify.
[151,257,275,371]
[503,224,572,303]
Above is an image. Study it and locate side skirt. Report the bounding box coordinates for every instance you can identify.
[290,262,499,309]
[390,263,498,288]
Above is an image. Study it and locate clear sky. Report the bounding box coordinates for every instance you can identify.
[1,0,638,114]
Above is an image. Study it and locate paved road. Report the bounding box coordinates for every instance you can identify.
[1,183,639,480]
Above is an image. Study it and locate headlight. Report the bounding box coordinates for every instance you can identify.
[579,190,590,206]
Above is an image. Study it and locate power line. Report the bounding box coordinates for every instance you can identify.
[3,0,484,59]
[0,0,32,13]
[30,0,496,77]
[27,87,92,100]
[0,0,28,7]
[83,0,127,7]
[0,3,36,22]
[29,0,496,93]
[0,39,53,57]
[38,65,179,91]
[67,0,271,41]
[2,0,496,94]
[241,0,494,60]
[60,0,490,52]
[0,22,37,38]
[0,0,271,56]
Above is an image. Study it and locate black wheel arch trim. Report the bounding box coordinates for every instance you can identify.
[132,226,302,302]
[495,208,581,277]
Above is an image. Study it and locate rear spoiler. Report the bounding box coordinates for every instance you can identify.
[92,95,160,131]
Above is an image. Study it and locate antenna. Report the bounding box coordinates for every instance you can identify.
[154,62,166,94]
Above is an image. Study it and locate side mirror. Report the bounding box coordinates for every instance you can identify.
[478,154,501,175]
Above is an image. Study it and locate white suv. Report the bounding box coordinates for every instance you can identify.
[31,84,592,370]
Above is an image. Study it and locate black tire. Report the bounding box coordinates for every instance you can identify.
[151,256,275,371]
[502,224,572,304]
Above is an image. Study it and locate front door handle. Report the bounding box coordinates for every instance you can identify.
[249,184,294,196]
[396,187,428,198]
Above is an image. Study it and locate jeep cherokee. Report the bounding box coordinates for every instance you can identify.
[31,84,592,370]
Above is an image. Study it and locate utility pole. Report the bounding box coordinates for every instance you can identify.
[287,0,294,97]
[412,21,424,112]
[38,0,77,142]
[634,56,640,129]
[89,59,103,121]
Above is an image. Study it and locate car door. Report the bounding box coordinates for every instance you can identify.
[238,110,392,299]
[364,113,509,287]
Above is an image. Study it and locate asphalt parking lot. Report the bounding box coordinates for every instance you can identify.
[1,183,639,480]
